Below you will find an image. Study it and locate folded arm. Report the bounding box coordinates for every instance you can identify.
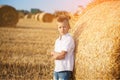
[51,51,67,60]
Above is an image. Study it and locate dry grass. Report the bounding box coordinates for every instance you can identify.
[73,1,120,80]
[0,18,58,79]
[0,14,79,79]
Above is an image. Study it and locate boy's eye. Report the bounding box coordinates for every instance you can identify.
[59,27,61,28]
[59,26,66,29]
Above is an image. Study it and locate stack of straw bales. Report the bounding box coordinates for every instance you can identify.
[73,1,120,79]
[35,13,54,22]
[0,5,18,27]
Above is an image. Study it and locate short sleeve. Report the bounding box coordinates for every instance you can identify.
[61,37,74,52]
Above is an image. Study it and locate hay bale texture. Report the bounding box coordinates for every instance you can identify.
[35,13,54,22]
[73,1,120,80]
[0,5,18,26]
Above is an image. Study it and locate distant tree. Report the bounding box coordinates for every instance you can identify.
[31,8,43,14]
[17,10,30,15]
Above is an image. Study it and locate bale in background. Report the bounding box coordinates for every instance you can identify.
[34,13,40,21]
[0,5,18,27]
[18,11,25,19]
[31,14,36,20]
[37,13,54,22]
[24,14,32,19]
[73,1,120,80]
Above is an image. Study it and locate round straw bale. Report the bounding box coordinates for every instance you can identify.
[31,14,36,19]
[34,13,40,21]
[38,13,54,22]
[0,5,18,27]
[24,14,32,19]
[73,1,120,79]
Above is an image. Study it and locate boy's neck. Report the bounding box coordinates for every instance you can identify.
[60,33,68,36]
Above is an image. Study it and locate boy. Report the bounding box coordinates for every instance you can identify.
[51,15,75,80]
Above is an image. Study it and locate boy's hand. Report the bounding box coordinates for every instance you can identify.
[51,51,56,60]
[51,51,55,56]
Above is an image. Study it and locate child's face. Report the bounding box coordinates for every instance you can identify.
[57,22,69,35]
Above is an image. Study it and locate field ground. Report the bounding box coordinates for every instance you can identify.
[0,19,59,79]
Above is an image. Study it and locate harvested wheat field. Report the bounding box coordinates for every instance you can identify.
[0,8,78,79]
[0,18,59,79]
[73,1,120,80]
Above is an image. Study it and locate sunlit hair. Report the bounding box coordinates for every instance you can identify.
[56,15,70,28]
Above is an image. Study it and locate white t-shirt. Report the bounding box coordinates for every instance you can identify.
[54,33,75,72]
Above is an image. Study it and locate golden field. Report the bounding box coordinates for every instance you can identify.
[0,19,59,80]
[0,11,78,79]
[0,0,120,80]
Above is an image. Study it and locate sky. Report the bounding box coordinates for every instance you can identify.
[0,0,92,13]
